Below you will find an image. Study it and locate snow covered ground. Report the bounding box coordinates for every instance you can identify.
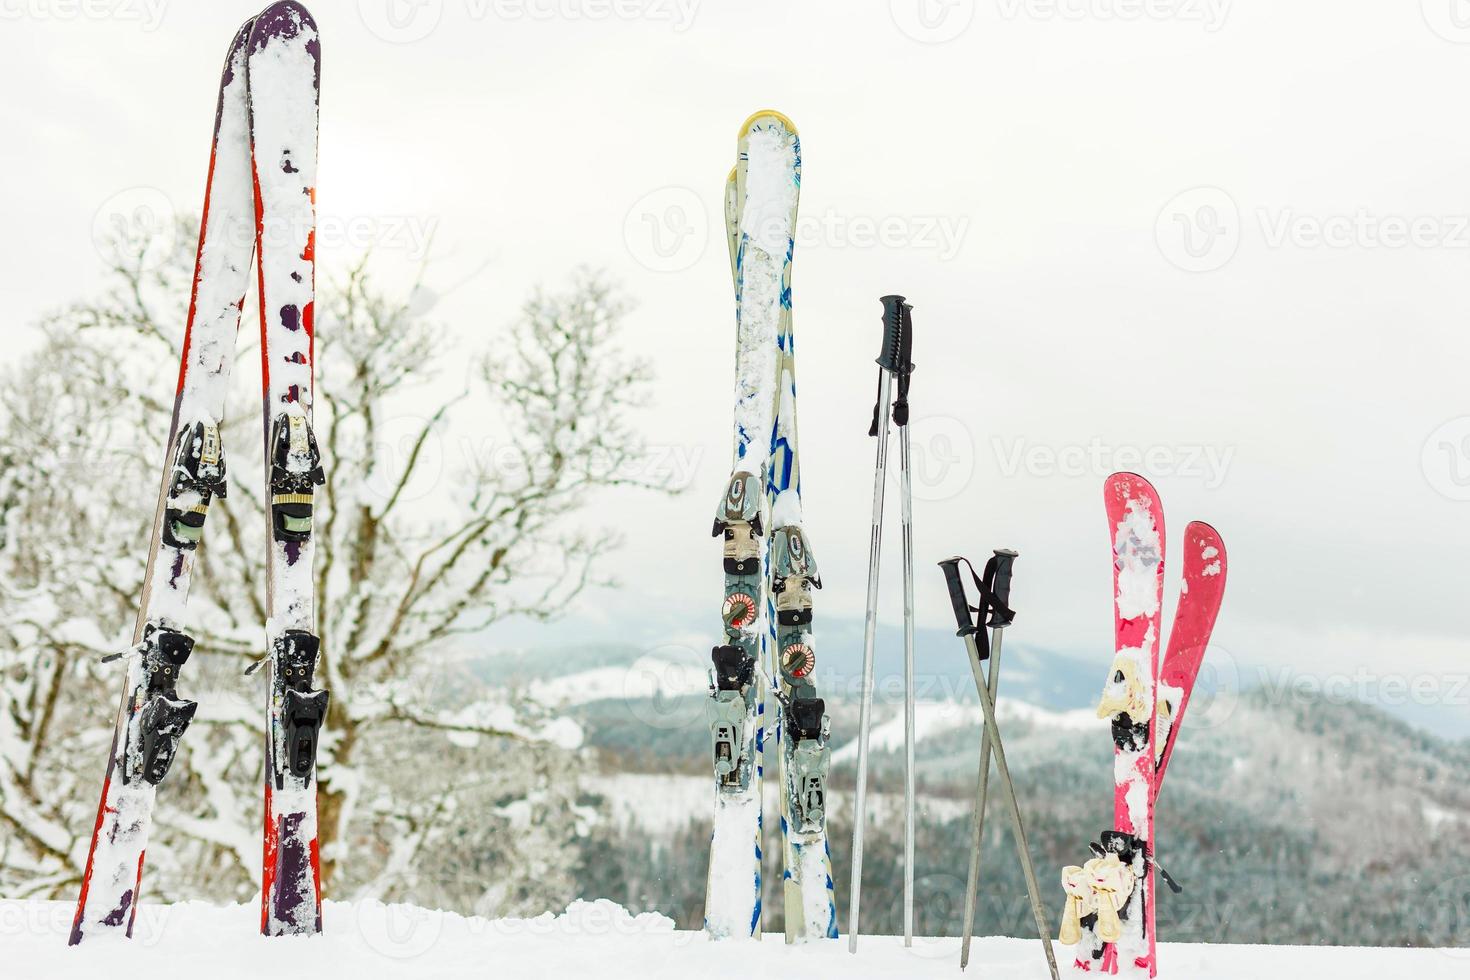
[6,898,1467,980]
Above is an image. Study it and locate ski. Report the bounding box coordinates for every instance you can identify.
[1154,522,1226,794]
[70,15,260,946]
[1063,473,1165,976]
[704,110,835,942]
[246,2,328,937]
[1060,478,1227,977]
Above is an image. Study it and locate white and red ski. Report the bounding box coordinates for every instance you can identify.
[1059,475,1227,977]
[70,3,325,944]
[70,16,259,945]
[245,2,328,937]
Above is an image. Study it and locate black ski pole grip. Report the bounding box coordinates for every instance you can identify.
[897,301,915,377]
[877,295,908,372]
[989,548,1019,613]
[938,557,978,636]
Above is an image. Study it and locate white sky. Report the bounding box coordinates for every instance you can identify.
[5,1,1470,732]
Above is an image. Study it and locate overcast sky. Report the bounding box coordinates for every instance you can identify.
[6,2,1470,734]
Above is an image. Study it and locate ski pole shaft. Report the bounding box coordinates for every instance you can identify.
[848,367,893,954]
[959,632,1060,980]
[899,424,917,948]
[960,623,1004,970]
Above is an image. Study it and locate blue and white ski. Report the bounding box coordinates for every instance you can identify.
[704,110,837,943]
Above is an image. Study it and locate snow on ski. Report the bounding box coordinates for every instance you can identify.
[70,15,260,946]
[245,1,328,938]
[704,110,833,942]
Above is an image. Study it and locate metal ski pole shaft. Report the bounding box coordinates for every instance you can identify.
[959,622,1003,970]
[940,557,1058,980]
[847,372,890,953]
[848,295,911,954]
[899,423,917,948]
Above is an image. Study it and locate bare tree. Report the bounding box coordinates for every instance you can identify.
[0,217,662,915]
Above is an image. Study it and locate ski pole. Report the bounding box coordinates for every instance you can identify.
[939,557,1059,980]
[893,306,917,948]
[959,549,1018,970]
[848,294,910,953]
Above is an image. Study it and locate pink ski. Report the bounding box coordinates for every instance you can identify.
[1154,522,1227,795]
[1097,473,1164,977]
[1059,477,1228,978]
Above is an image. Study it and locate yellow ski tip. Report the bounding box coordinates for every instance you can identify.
[726,165,737,184]
[738,109,798,137]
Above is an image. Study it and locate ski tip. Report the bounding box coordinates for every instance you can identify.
[1183,520,1227,569]
[738,109,799,138]
[1103,470,1159,501]
[249,1,319,49]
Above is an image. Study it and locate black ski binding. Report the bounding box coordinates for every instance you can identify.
[273,629,329,786]
[269,413,325,543]
[785,696,830,834]
[162,420,228,550]
[711,644,755,692]
[127,623,199,786]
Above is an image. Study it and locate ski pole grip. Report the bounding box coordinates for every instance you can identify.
[938,557,977,636]
[897,301,915,377]
[990,548,1019,613]
[877,295,909,372]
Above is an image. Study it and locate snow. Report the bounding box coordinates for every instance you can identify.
[703,791,761,939]
[13,898,1467,979]
[1113,497,1162,621]
[832,699,1103,763]
[529,656,707,707]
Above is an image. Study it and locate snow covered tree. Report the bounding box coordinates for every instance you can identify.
[0,216,659,916]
